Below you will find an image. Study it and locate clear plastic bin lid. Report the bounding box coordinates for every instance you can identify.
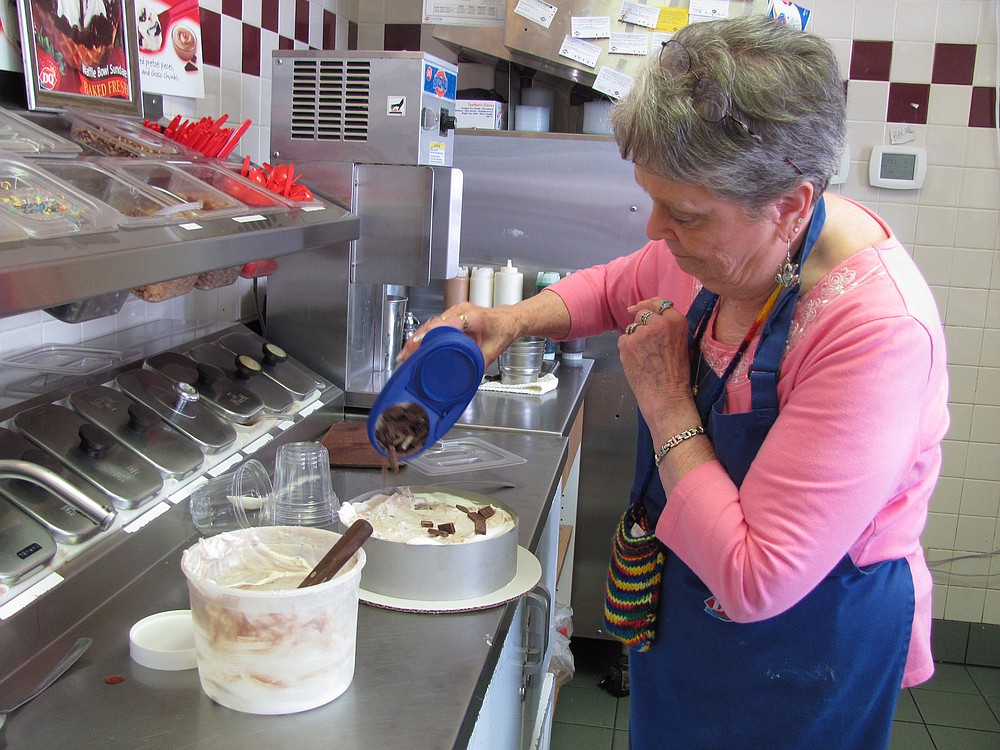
[0,108,83,157]
[32,158,191,227]
[0,344,142,374]
[405,437,527,475]
[103,159,248,220]
[0,155,122,238]
[63,107,195,159]
[171,162,290,214]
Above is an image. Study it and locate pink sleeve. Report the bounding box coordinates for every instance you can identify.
[546,241,693,339]
[655,309,947,623]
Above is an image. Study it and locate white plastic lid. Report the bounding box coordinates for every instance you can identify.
[472,266,495,279]
[129,610,197,671]
[498,259,519,274]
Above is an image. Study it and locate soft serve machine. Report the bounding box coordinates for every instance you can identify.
[264,50,463,406]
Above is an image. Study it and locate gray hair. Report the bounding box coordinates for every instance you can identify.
[611,16,846,213]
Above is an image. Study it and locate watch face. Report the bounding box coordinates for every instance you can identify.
[882,152,917,180]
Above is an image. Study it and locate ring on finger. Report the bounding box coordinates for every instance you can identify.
[639,310,653,325]
[625,323,638,335]
[457,313,469,330]
[658,299,673,313]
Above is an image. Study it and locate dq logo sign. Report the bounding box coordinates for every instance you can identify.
[38,64,60,90]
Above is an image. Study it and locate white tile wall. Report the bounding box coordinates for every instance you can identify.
[2,0,999,625]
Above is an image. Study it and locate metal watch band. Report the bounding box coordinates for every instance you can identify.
[653,426,705,467]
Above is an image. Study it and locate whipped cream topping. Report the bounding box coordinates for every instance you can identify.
[340,487,515,545]
[56,0,108,30]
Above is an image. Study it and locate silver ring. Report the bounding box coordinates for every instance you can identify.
[658,299,673,313]
[625,323,638,335]
[639,310,653,325]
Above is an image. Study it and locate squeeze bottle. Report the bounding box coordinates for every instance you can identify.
[492,260,523,306]
[469,267,495,307]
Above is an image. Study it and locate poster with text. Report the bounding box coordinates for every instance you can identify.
[135,0,203,97]
[21,0,141,115]
[0,0,22,72]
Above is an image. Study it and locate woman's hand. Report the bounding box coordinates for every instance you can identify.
[619,297,696,426]
[397,302,522,366]
[398,291,574,367]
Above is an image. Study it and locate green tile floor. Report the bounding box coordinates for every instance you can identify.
[552,638,1000,750]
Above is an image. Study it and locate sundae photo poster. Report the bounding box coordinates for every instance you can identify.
[135,0,203,98]
[17,0,142,115]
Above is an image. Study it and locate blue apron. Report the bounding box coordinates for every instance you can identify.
[627,199,914,749]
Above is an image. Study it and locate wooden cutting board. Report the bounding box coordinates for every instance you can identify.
[320,421,397,469]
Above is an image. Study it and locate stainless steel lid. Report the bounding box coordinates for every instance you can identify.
[0,498,56,585]
[187,343,295,413]
[68,386,205,479]
[13,404,163,511]
[116,368,237,454]
[145,351,265,425]
[217,332,320,400]
[0,428,106,544]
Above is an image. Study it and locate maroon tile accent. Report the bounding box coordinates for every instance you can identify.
[850,40,892,81]
[322,9,336,49]
[295,0,310,43]
[887,82,930,124]
[348,20,358,51]
[242,23,260,77]
[262,0,279,33]
[932,43,976,85]
[969,86,997,128]
[278,35,295,51]
[200,9,221,68]
[384,24,421,51]
[221,0,241,19]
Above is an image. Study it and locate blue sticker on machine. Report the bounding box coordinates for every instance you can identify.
[424,64,457,101]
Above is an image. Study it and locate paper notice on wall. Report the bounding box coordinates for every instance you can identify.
[571,16,611,38]
[608,33,649,56]
[514,0,558,29]
[558,35,601,68]
[135,0,205,97]
[618,2,659,29]
[594,66,633,100]
[656,7,688,33]
[422,0,505,27]
[688,0,730,22]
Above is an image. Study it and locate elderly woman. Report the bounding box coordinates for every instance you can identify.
[403,15,948,749]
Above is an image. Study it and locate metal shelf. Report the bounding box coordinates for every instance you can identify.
[0,199,359,318]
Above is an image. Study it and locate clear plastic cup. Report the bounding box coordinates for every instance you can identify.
[270,442,339,527]
[189,459,273,535]
[181,526,366,714]
[499,336,546,384]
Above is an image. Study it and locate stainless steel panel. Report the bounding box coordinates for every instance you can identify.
[116,368,237,454]
[270,50,458,167]
[452,131,650,639]
[14,403,163,510]
[68,386,205,479]
[0,499,56,584]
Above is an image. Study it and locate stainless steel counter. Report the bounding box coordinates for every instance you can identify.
[457,359,592,437]
[0,422,571,750]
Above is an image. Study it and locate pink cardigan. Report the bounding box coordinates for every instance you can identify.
[551,209,948,688]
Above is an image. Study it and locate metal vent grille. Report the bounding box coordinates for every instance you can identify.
[289,59,370,141]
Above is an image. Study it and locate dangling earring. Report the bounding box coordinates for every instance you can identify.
[775,237,800,288]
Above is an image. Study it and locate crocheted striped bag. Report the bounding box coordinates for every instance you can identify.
[603,501,666,652]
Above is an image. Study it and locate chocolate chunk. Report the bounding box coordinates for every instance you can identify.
[427,527,446,537]
[478,505,496,519]
[472,515,487,535]
[374,402,430,458]
[456,504,470,513]
[420,520,434,528]
[437,522,456,534]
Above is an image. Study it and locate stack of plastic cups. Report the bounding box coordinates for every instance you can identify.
[535,271,561,360]
[269,442,339,527]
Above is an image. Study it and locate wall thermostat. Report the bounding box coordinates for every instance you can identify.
[868,145,927,189]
